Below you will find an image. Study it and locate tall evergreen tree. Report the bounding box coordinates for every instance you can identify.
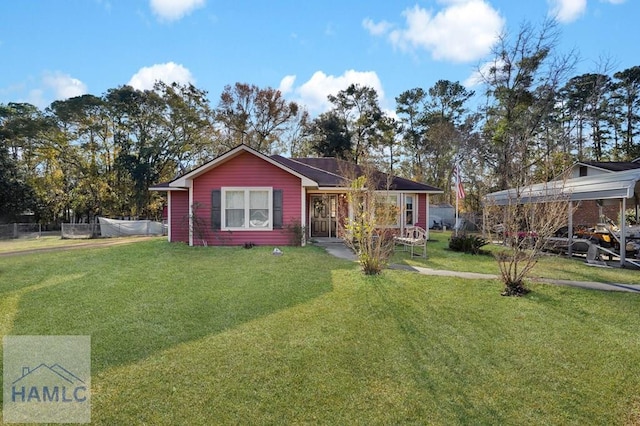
[327,84,383,164]
[480,20,575,190]
[613,66,640,159]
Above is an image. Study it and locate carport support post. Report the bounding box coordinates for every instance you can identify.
[482,206,487,239]
[620,197,627,267]
[568,201,573,256]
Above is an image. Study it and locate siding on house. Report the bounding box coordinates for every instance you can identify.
[170,191,190,243]
[191,151,303,246]
[416,193,427,230]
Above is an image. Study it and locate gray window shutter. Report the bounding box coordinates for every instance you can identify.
[273,189,283,229]
[211,190,221,230]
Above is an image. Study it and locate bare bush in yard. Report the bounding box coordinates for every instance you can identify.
[343,171,398,275]
[479,20,578,296]
[485,191,573,296]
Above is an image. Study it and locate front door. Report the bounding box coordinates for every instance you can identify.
[310,195,337,238]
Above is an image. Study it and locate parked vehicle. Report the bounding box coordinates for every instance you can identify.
[574,223,616,249]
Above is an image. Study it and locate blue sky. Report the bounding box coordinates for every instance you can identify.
[0,0,636,116]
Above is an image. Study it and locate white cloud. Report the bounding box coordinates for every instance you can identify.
[548,0,587,23]
[128,62,195,91]
[463,59,506,88]
[43,72,88,100]
[463,70,484,89]
[601,0,625,4]
[3,72,88,109]
[278,75,296,95]
[26,89,46,109]
[149,0,205,22]
[287,70,385,115]
[370,1,504,63]
[362,18,393,36]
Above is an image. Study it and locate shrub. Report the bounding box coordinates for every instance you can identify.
[344,176,396,275]
[284,220,305,246]
[449,234,489,255]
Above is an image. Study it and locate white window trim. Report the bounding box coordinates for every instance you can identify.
[403,193,418,227]
[221,187,273,231]
[377,192,420,229]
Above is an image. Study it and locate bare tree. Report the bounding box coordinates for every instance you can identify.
[477,20,581,296]
[484,179,574,296]
[479,19,577,191]
[215,83,301,154]
[342,163,397,275]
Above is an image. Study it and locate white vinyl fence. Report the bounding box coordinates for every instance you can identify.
[61,218,166,239]
[98,217,164,237]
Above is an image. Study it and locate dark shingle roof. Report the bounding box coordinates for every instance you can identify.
[271,155,442,192]
[581,161,640,172]
[271,156,346,187]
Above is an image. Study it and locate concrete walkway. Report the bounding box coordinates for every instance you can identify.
[313,239,640,293]
[311,238,357,261]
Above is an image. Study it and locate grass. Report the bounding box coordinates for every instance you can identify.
[394,230,640,285]
[1,238,640,424]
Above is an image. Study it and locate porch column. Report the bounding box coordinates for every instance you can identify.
[425,194,430,240]
[399,193,405,236]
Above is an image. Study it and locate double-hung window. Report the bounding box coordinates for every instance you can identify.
[222,187,272,230]
[405,195,414,226]
[375,194,400,227]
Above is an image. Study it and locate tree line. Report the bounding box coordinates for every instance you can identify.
[2,21,639,224]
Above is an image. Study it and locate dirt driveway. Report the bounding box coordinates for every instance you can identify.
[0,236,160,257]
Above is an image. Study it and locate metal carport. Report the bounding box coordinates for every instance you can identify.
[483,168,640,267]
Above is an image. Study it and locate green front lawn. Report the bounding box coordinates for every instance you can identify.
[396,230,640,285]
[1,239,640,424]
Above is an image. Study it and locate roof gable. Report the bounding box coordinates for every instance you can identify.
[169,145,317,188]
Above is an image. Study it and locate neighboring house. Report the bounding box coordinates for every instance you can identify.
[570,160,640,179]
[568,160,640,225]
[150,144,443,246]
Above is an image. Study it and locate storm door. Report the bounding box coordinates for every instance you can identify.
[310,195,337,238]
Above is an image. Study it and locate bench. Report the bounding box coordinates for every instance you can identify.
[394,226,427,258]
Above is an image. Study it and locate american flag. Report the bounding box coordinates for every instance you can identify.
[454,163,465,199]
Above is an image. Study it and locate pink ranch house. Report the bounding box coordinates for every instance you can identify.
[150,144,443,246]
